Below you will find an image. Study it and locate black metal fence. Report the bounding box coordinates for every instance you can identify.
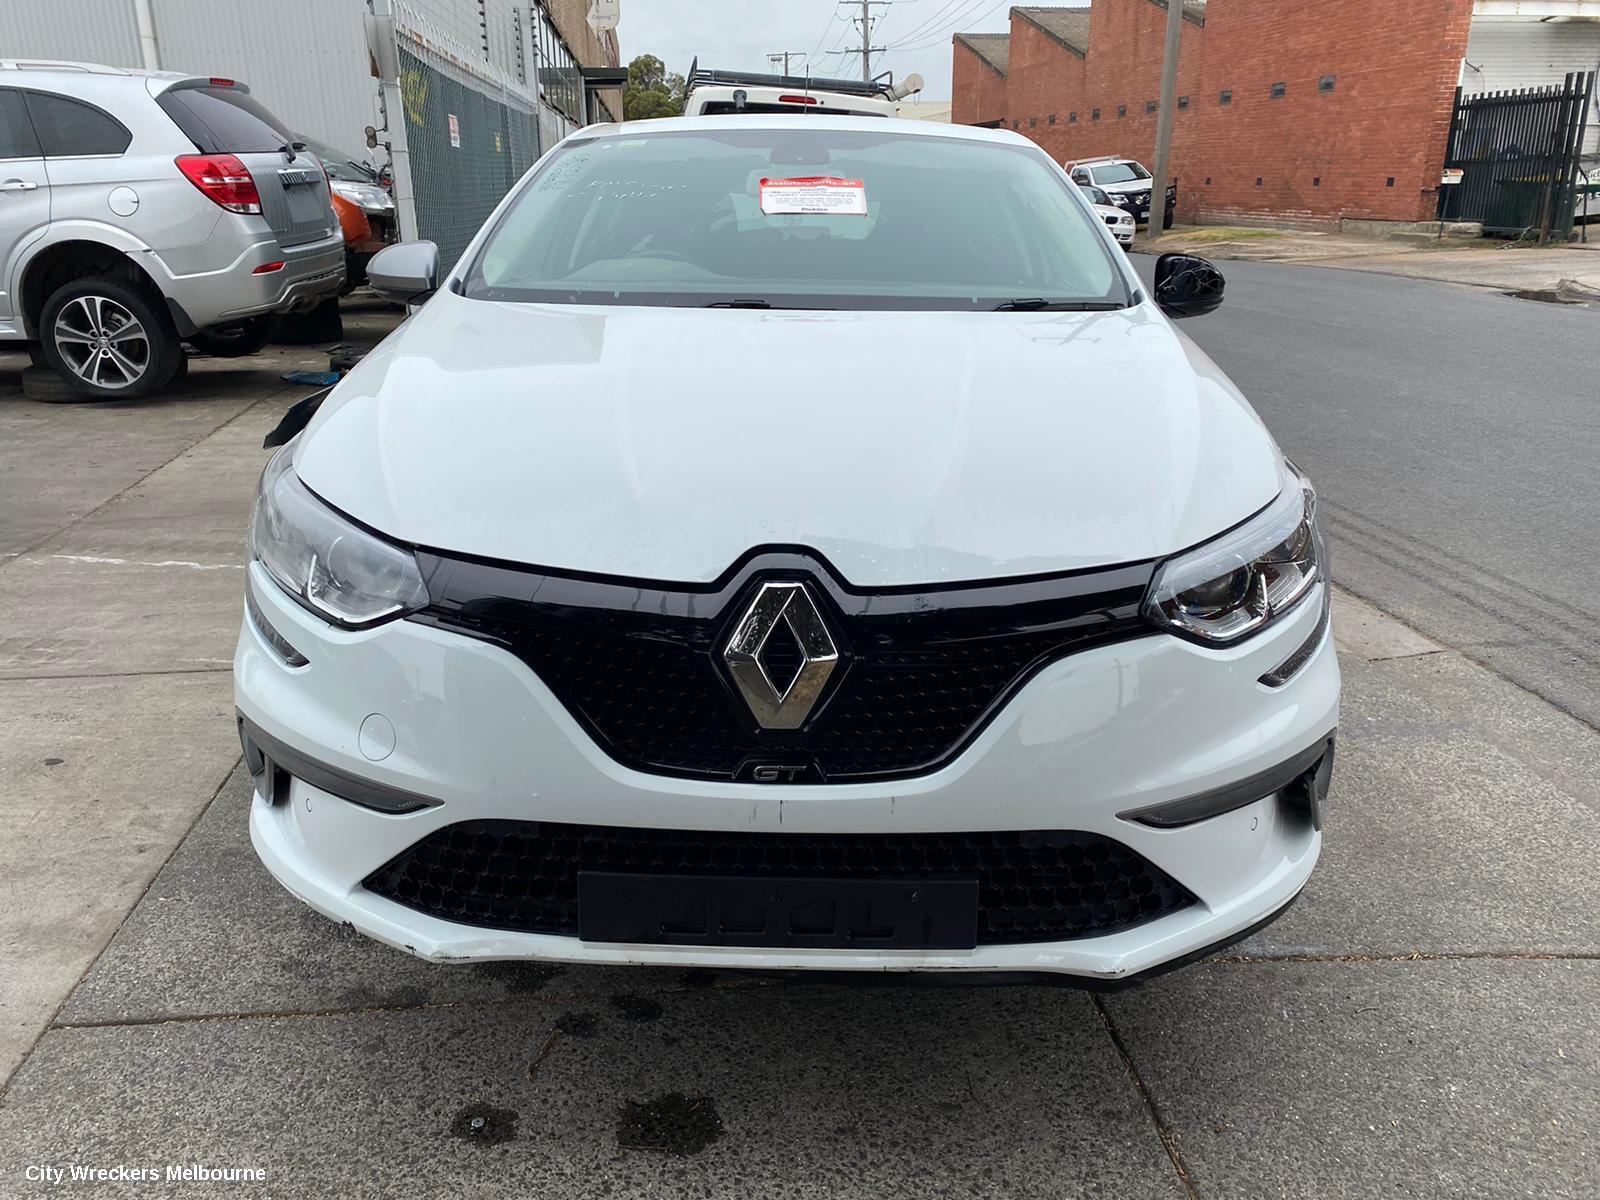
[1438,72,1594,241]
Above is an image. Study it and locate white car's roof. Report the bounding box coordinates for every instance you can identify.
[0,59,191,82]
[576,113,1037,147]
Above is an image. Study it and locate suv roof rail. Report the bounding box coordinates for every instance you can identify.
[0,58,131,75]
[683,58,895,99]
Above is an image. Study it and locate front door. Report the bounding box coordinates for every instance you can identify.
[0,88,51,330]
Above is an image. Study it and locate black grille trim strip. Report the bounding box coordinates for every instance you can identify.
[410,547,1157,783]
[362,819,1199,946]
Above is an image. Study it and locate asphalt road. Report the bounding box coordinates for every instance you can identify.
[3,284,1599,1198]
[1136,257,1600,730]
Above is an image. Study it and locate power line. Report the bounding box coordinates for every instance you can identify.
[807,5,851,68]
[881,0,978,49]
[887,0,1013,53]
[767,50,807,75]
[844,0,894,82]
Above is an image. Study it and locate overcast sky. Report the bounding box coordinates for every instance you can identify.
[615,0,1048,103]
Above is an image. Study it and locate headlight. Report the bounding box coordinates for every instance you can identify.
[248,447,428,628]
[1110,194,1131,208]
[1143,465,1323,645]
[330,179,395,213]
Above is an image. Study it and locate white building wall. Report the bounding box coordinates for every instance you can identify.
[1463,18,1600,154]
[0,0,143,66]
[0,0,379,156]
[403,0,489,61]
[150,0,378,153]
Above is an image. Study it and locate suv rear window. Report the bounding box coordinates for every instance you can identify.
[158,84,291,154]
[699,101,886,118]
[23,92,130,156]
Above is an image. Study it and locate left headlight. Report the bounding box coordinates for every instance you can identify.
[331,179,395,214]
[248,447,428,628]
[1143,464,1323,645]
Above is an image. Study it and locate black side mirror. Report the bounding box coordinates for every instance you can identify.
[1154,253,1225,319]
[367,240,439,305]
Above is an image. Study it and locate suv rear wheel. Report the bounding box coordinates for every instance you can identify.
[38,278,182,399]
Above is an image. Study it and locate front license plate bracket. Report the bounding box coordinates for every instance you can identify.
[577,872,979,950]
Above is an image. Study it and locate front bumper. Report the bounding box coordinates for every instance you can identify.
[236,564,1338,983]
[1116,190,1178,226]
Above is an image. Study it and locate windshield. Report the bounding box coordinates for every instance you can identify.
[1083,185,1112,206]
[464,127,1125,310]
[1093,162,1151,185]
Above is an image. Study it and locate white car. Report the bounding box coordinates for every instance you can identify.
[1068,156,1177,229]
[237,116,1337,986]
[1081,183,1136,247]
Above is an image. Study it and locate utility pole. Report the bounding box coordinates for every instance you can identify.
[845,0,891,83]
[1150,0,1184,240]
[768,51,806,76]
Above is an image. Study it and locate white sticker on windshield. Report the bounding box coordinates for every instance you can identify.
[759,176,868,216]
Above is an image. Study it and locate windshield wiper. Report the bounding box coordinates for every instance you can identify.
[702,299,836,310]
[992,298,1126,312]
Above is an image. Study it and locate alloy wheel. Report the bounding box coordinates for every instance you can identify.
[52,294,151,390]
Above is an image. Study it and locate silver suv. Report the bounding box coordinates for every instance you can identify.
[0,60,344,399]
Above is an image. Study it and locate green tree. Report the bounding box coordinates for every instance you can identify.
[623,54,685,121]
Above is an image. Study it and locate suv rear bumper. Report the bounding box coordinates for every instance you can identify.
[142,232,345,333]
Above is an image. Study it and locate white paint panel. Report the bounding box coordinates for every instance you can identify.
[1463,18,1600,154]
[0,0,143,67]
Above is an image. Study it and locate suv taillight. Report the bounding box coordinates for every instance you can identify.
[175,154,261,215]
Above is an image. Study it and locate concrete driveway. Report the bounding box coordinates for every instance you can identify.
[0,296,1595,1199]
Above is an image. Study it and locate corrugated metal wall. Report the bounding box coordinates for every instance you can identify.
[149,0,378,155]
[0,0,377,156]
[1463,19,1600,155]
[0,0,143,67]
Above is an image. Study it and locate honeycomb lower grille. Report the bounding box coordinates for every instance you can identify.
[363,820,1198,946]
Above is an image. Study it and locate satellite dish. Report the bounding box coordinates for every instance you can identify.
[889,73,925,101]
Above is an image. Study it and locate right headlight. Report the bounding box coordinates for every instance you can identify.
[248,446,428,628]
[1143,464,1323,645]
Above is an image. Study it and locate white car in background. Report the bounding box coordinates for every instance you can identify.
[1081,183,1135,247]
[1068,156,1178,229]
[681,62,922,118]
[238,116,1336,987]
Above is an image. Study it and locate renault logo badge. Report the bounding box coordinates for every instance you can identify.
[723,582,839,730]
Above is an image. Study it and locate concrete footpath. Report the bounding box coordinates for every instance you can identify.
[0,322,1596,1197]
[1140,223,1600,298]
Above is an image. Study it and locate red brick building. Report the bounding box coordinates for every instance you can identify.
[952,1,1475,225]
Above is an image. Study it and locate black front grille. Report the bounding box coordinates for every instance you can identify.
[413,549,1153,782]
[363,820,1198,945]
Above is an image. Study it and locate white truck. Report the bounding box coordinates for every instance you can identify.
[681,62,923,119]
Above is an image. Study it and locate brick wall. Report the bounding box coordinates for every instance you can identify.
[957,0,1475,225]
[951,39,1009,126]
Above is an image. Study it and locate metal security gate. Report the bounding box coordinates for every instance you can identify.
[1439,72,1594,241]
